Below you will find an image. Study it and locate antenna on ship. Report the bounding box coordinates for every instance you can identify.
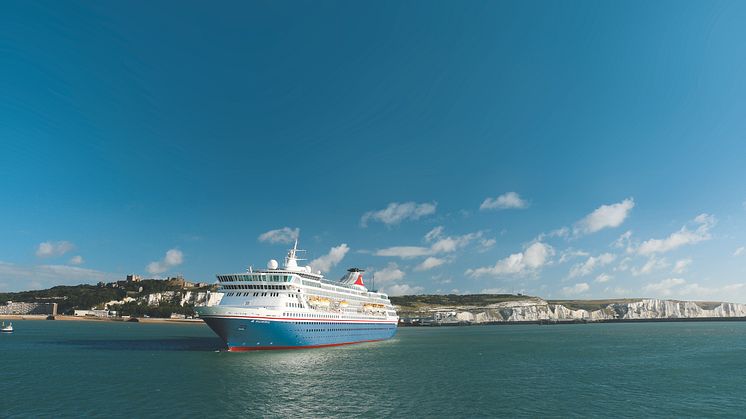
[284,237,307,270]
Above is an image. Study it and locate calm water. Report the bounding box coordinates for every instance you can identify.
[3,320,746,417]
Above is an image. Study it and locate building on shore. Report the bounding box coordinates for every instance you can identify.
[166,275,195,288]
[126,274,142,283]
[73,309,115,318]
[0,301,58,316]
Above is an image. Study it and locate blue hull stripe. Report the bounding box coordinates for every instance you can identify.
[202,316,397,350]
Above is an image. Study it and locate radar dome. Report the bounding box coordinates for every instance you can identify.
[267,259,279,269]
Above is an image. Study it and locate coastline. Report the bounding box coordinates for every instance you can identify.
[401,316,746,326]
[0,314,206,324]
[8,313,746,326]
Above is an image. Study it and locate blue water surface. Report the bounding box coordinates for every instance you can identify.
[2,320,746,417]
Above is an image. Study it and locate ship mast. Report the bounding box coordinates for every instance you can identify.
[284,238,306,270]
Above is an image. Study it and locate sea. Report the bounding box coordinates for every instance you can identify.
[3,320,746,418]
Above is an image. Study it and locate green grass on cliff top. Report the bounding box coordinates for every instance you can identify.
[390,294,538,310]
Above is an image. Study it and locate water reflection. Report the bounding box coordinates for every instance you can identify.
[209,339,400,417]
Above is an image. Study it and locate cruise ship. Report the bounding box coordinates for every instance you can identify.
[196,241,398,351]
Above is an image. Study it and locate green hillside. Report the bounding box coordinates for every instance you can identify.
[0,280,207,315]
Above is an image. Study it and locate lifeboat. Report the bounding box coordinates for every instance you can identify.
[307,296,331,308]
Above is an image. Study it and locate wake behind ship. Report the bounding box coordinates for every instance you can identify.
[196,241,398,351]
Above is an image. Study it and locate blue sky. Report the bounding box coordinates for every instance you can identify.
[2,1,746,301]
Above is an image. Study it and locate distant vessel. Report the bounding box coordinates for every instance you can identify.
[196,240,398,351]
[1,321,13,333]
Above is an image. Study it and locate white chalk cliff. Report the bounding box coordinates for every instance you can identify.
[407,298,746,324]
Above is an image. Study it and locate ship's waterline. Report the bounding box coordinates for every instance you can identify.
[196,240,398,350]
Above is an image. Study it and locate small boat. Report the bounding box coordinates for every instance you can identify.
[1,321,13,333]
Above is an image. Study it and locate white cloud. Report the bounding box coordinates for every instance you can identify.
[574,198,635,235]
[415,257,446,271]
[562,282,590,296]
[375,230,482,259]
[375,246,431,259]
[480,192,529,211]
[679,282,746,300]
[424,226,444,242]
[673,258,692,274]
[466,242,553,277]
[535,227,570,242]
[258,227,300,244]
[381,283,423,296]
[165,249,183,265]
[734,247,745,257]
[69,255,84,265]
[631,256,669,276]
[372,263,405,283]
[0,261,120,291]
[595,273,612,283]
[361,202,436,227]
[36,241,75,258]
[612,230,633,252]
[147,249,184,275]
[479,238,496,249]
[432,275,452,285]
[543,227,571,241]
[558,248,590,263]
[430,232,482,253]
[637,214,715,255]
[569,253,616,278]
[642,278,686,297]
[372,263,421,296]
[309,244,349,273]
[615,257,632,272]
